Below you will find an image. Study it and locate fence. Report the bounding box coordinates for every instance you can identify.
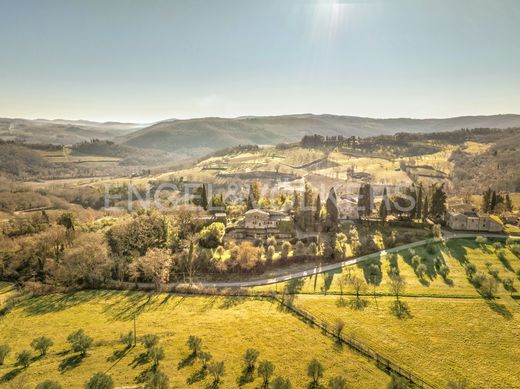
[274,295,436,389]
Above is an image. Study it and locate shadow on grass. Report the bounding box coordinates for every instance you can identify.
[188,367,208,385]
[20,290,114,316]
[236,367,254,386]
[59,353,85,373]
[0,367,23,382]
[219,296,248,309]
[178,353,197,370]
[107,347,130,363]
[130,352,149,368]
[485,300,513,320]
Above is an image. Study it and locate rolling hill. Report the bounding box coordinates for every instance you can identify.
[0,118,146,145]
[121,113,520,157]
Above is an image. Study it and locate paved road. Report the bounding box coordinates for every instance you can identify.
[134,233,518,290]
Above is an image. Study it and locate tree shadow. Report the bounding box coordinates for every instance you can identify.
[237,367,254,386]
[135,365,155,384]
[20,290,111,316]
[286,278,305,294]
[107,347,130,363]
[390,301,412,320]
[486,300,513,320]
[130,352,149,368]
[219,296,247,309]
[0,367,23,383]
[178,353,197,370]
[188,367,208,385]
[59,353,85,373]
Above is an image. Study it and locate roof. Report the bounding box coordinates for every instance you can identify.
[245,209,269,216]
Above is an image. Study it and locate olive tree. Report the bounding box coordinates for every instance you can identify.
[67,329,93,356]
[85,372,114,389]
[258,360,275,387]
[31,336,53,356]
[307,358,324,387]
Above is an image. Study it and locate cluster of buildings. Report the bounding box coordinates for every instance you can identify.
[445,202,503,232]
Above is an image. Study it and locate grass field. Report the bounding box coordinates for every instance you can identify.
[0,292,389,388]
[283,238,520,388]
[256,238,520,298]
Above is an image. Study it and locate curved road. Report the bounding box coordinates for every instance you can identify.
[134,233,518,289]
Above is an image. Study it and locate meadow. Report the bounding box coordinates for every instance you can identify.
[0,291,389,388]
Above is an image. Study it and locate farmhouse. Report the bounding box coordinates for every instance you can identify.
[228,208,294,239]
[446,210,503,232]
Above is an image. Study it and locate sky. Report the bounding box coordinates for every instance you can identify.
[1,0,519,123]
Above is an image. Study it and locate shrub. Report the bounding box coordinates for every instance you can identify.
[492,242,502,250]
[208,360,225,383]
[142,334,159,349]
[307,358,324,386]
[502,278,515,294]
[411,255,421,268]
[144,369,169,389]
[120,331,134,348]
[294,241,306,256]
[387,373,409,388]
[243,348,260,371]
[35,380,62,389]
[16,350,32,368]
[258,360,275,386]
[307,242,318,256]
[465,263,477,276]
[281,242,292,260]
[328,376,348,389]
[0,344,9,365]
[67,329,93,356]
[475,236,487,244]
[272,376,292,389]
[148,346,165,366]
[416,263,427,278]
[85,372,114,389]
[438,264,450,278]
[31,336,53,356]
[187,335,202,356]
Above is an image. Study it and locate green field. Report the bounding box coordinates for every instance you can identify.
[0,292,389,388]
[284,238,520,388]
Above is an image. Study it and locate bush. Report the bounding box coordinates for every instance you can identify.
[465,263,477,276]
[120,331,134,348]
[0,344,9,365]
[416,263,427,278]
[31,336,53,356]
[85,372,114,389]
[67,329,93,356]
[438,264,450,278]
[142,334,159,349]
[36,380,62,389]
[272,376,292,389]
[16,350,32,368]
[475,236,487,244]
[144,368,169,389]
[387,374,409,388]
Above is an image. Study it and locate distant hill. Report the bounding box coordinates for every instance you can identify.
[120,114,520,157]
[0,118,147,145]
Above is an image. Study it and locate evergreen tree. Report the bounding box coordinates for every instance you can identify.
[490,190,497,212]
[505,193,513,211]
[416,183,423,220]
[201,184,208,210]
[482,188,492,212]
[247,182,261,210]
[314,194,321,222]
[422,196,429,221]
[379,187,389,224]
[357,183,374,219]
[430,184,447,222]
[325,187,339,232]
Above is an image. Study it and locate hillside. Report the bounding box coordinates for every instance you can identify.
[121,114,520,156]
[0,118,146,145]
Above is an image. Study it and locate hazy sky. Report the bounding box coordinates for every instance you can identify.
[1,0,519,122]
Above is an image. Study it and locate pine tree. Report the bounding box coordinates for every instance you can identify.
[482,188,492,212]
[325,187,339,232]
[416,183,423,220]
[490,190,497,212]
[430,184,447,222]
[201,184,208,210]
[505,193,513,212]
[422,196,429,221]
[315,194,321,222]
[379,187,389,224]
